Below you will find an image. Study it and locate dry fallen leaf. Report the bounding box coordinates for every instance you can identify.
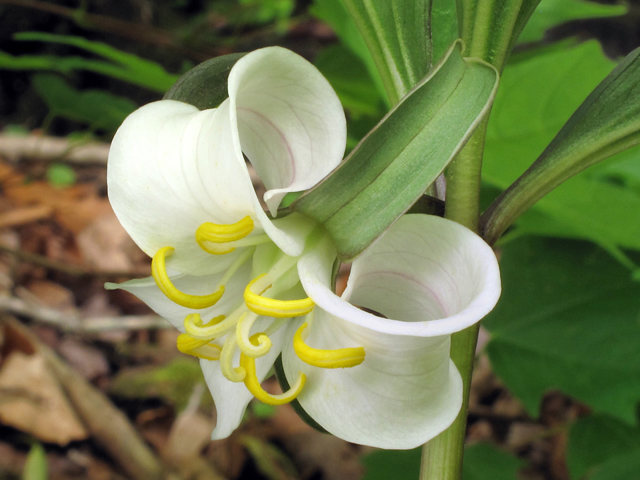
[0,351,88,445]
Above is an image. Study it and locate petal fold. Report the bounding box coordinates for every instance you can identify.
[228,47,347,216]
[299,214,501,337]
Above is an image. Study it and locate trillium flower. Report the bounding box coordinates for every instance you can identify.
[283,214,501,448]
[106,45,501,449]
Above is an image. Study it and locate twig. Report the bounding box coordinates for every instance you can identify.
[0,134,109,165]
[0,0,219,61]
[2,318,167,480]
[0,244,150,279]
[0,295,170,332]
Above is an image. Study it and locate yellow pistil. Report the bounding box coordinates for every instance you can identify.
[176,334,222,361]
[236,312,272,357]
[244,274,315,318]
[220,334,246,382]
[240,334,305,405]
[183,311,243,340]
[152,247,224,308]
[293,323,365,369]
[196,216,254,255]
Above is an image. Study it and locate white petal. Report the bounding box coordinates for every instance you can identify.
[105,260,251,331]
[200,317,288,440]
[228,47,347,216]
[299,214,501,337]
[282,313,463,449]
[108,100,258,275]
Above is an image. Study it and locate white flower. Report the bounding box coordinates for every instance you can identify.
[106,46,501,449]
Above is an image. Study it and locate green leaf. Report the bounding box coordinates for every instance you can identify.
[483,45,640,245]
[361,448,421,480]
[567,415,640,480]
[46,163,77,188]
[310,0,388,105]
[589,450,640,480]
[518,0,627,44]
[458,0,541,71]
[314,45,384,118]
[431,0,460,64]
[293,44,498,260]
[462,443,524,480]
[240,436,298,480]
[480,41,640,254]
[164,53,245,110]
[11,32,178,92]
[360,443,522,480]
[23,443,47,480]
[32,74,136,132]
[340,0,431,104]
[484,237,640,423]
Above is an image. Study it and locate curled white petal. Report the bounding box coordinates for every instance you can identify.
[105,260,251,331]
[299,214,501,337]
[229,46,347,217]
[282,314,462,449]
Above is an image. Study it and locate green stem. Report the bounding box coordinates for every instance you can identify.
[419,120,489,480]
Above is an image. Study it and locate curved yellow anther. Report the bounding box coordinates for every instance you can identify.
[240,334,305,405]
[220,334,246,382]
[152,247,224,308]
[176,334,222,361]
[293,323,365,369]
[183,312,240,340]
[244,274,315,318]
[236,313,272,357]
[196,216,254,255]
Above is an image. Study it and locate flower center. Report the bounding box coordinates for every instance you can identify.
[151,216,365,405]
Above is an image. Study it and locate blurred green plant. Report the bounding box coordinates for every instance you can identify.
[22,443,47,480]
[46,163,77,188]
[1,32,178,93]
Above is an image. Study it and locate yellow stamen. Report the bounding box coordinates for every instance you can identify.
[176,334,222,361]
[196,216,254,255]
[240,334,305,405]
[152,247,224,308]
[236,312,271,357]
[183,312,242,340]
[244,274,315,318]
[293,323,365,369]
[220,334,246,382]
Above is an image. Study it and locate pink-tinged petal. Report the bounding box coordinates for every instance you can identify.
[228,47,347,216]
[298,214,501,337]
[282,313,463,449]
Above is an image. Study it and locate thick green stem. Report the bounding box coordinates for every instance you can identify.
[419,120,488,480]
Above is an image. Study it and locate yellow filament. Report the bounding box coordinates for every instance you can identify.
[240,334,305,405]
[152,247,224,308]
[244,274,315,318]
[196,216,254,255]
[236,313,271,357]
[183,312,242,340]
[176,334,222,361]
[293,323,365,369]
[220,334,246,382]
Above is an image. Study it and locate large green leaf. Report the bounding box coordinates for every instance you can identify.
[518,0,627,45]
[293,44,498,260]
[484,237,640,424]
[340,0,431,104]
[589,451,640,480]
[458,0,541,71]
[360,443,522,480]
[461,443,524,480]
[7,32,178,92]
[431,0,460,64]
[32,74,136,132]
[310,0,388,105]
[483,46,640,245]
[481,41,640,255]
[567,415,640,480]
